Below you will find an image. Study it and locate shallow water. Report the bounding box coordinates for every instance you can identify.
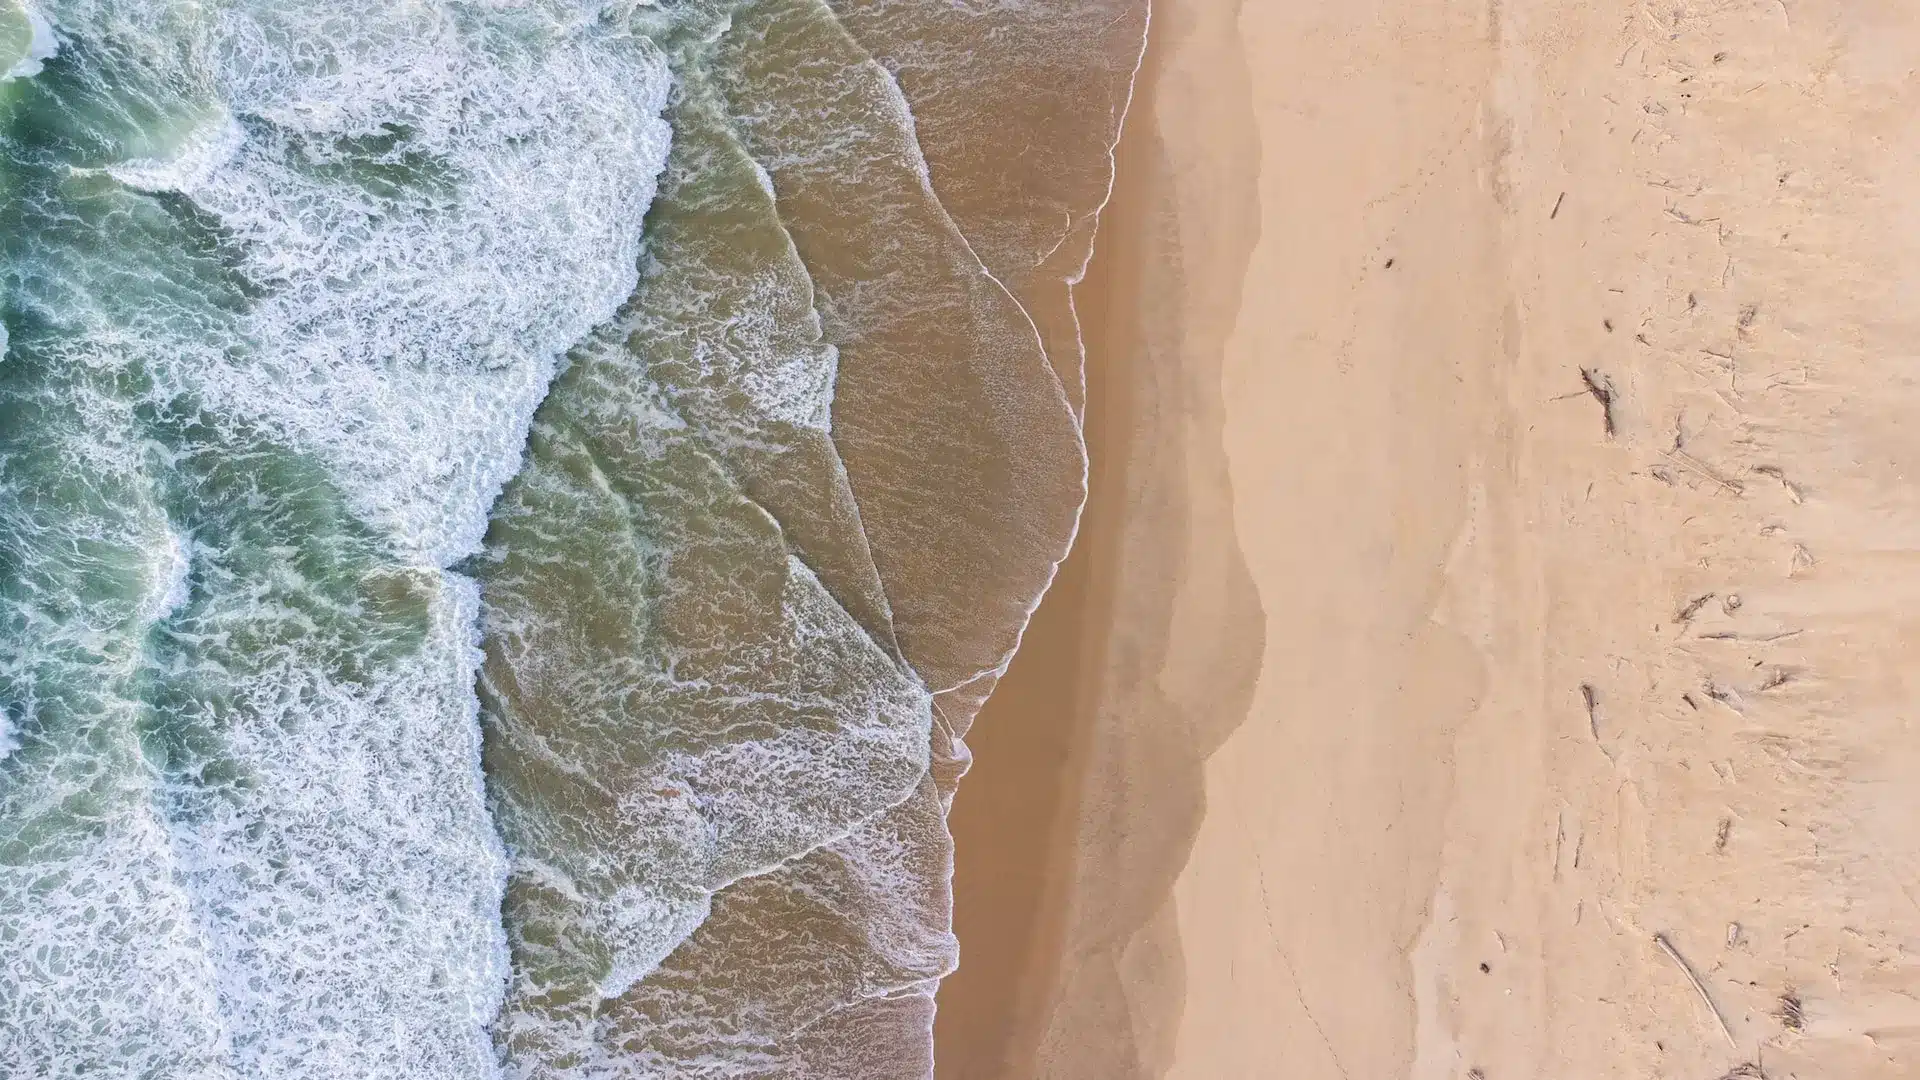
[0,0,1144,1074]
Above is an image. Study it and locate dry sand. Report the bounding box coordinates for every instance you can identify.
[940,0,1920,1078]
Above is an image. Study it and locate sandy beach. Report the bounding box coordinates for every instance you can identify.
[941,1,1920,1077]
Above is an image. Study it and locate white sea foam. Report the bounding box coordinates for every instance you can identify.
[110,111,244,192]
[144,526,192,621]
[132,0,671,1065]
[157,571,511,1079]
[0,794,240,1077]
[1,1,57,82]
[0,422,238,1073]
[114,0,674,566]
[2,0,674,1076]
[484,524,936,1051]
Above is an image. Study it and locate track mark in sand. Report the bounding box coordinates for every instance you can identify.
[1251,855,1352,1080]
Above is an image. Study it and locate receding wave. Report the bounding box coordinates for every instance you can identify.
[0,0,1147,1074]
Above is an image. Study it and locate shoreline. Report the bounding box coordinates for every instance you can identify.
[936,0,1265,1073]
[947,0,1920,1077]
[931,33,1148,1077]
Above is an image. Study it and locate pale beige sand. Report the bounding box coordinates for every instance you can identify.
[951,0,1920,1077]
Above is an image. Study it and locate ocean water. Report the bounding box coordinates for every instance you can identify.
[0,0,1144,1075]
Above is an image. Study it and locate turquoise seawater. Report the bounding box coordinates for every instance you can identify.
[0,0,1145,1075]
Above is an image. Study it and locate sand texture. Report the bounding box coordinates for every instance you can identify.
[941,1,1920,1078]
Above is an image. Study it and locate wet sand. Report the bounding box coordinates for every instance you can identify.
[943,0,1920,1077]
[936,0,1263,1074]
